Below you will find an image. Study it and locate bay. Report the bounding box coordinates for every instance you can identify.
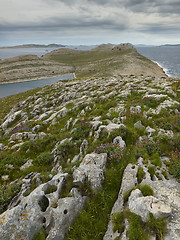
[0,73,74,99]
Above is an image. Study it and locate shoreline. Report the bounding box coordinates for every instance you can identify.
[152,60,169,77]
[0,73,75,85]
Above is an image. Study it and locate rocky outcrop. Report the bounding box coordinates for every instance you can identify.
[104,161,180,240]
[73,153,107,191]
[0,172,86,240]
[0,73,179,240]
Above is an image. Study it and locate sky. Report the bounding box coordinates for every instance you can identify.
[0,0,180,47]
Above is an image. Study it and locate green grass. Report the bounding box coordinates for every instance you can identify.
[112,212,124,233]
[137,167,145,183]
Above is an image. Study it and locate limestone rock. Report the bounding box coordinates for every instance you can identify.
[113,136,126,149]
[20,159,33,171]
[73,153,107,191]
[128,189,172,222]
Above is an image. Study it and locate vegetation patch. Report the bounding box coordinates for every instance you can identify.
[112,211,125,233]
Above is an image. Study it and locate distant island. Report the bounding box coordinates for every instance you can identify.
[0,44,66,49]
[158,44,180,47]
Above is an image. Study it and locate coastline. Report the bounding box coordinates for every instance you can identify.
[0,73,75,85]
[152,60,169,77]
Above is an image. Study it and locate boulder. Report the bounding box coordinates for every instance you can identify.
[73,153,107,191]
[128,189,172,222]
[113,136,126,149]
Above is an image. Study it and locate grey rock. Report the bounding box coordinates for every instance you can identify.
[20,159,33,171]
[113,136,126,149]
[1,175,9,181]
[1,110,22,130]
[0,143,5,150]
[128,189,172,222]
[134,120,145,129]
[73,153,107,191]
[146,126,156,137]
[130,106,141,114]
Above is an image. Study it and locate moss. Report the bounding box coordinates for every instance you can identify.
[44,184,57,195]
[32,228,48,240]
[139,185,153,196]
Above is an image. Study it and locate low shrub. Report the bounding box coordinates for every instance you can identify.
[0,183,21,214]
[168,149,180,180]
[151,152,162,167]
[35,152,53,165]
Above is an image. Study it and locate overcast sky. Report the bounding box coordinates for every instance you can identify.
[0,0,180,46]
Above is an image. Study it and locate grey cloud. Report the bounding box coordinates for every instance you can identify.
[0,16,127,33]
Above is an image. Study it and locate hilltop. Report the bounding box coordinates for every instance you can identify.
[0,72,179,239]
[0,44,166,84]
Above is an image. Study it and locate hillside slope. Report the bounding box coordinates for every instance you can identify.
[0,55,73,84]
[0,44,166,84]
[0,74,179,240]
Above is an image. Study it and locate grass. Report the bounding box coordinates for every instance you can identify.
[112,212,124,233]
[137,167,145,183]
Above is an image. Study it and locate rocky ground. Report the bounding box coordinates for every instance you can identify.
[0,74,179,240]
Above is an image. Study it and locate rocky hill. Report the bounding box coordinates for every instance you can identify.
[0,72,179,239]
[0,44,166,84]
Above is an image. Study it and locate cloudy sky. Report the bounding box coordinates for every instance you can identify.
[0,0,180,46]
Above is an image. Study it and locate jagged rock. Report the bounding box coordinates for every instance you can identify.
[1,175,9,181]
[1,110,22,130]
[134,120,145,129]
[130,105,141,114]
[5,164,15,170]
[0,172,85,240]
[158,129,174,138]
[113,136,126,149]
[11,142,24,150]
[80,139,88,156]
[64,117,73,130]
[38,111,52,121]
[46,196,86,240]
[95,123,126,139]
[20,159,33,171]
[90,120,102,131]
[146,126,156,137]
[143,93,167,100]
[32,124,41,133]
[73,153,107,191]
[0,143,5,150]
[128,189,172,222]
[57,107,68,119]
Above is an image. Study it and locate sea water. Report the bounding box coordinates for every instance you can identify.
[136,46,180,77]
[0,73,74,98]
